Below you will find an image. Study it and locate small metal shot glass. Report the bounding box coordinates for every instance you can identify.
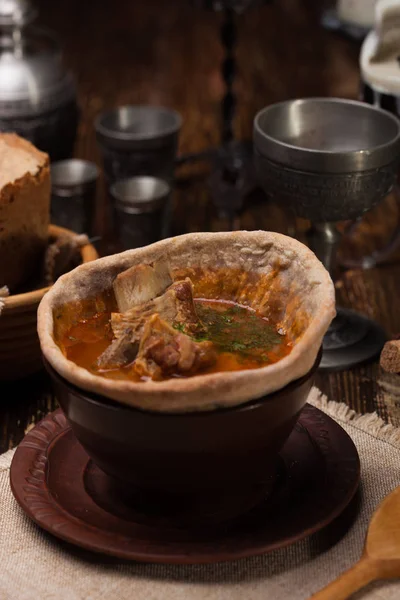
[50,159,99,235]
[111,176,171,250]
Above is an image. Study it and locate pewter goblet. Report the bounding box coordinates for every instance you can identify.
[254,97,400,370]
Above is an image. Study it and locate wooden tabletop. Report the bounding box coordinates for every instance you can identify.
[1,0,400,454]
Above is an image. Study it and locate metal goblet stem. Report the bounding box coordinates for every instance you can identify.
[306,223,387,370]
[307,222,341,276]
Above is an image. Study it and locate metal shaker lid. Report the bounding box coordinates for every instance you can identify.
[360,0,400,95]
[0,0,37,28]
[0,0,76,118]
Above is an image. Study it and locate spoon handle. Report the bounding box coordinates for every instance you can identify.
[309,557,377,600]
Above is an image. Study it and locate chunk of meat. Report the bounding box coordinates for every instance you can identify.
[172,279,202,334]
[111,278,203,339]
[134,314,216,379]
[113,259,172,313]
[96,330,139,370]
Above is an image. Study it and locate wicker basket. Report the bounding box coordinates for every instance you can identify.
[0,224,98,380]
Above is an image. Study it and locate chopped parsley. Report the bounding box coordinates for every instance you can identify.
[194,302,282,356]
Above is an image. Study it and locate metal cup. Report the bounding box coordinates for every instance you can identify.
[111,176,171,250]
[50,159,99,235]
[253,97,400,223]
[254,97,400,371]
[95,105,182,184]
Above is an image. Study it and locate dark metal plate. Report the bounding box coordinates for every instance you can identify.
[320,307,387,371]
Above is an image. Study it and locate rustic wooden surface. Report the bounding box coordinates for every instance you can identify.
[1,0,400,453]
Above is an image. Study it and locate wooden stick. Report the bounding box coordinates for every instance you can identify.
[309,557,378,600]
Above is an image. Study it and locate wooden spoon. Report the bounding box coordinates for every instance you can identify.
[310,486,400,599]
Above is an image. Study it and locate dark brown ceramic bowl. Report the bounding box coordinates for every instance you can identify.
[44,351,321,526]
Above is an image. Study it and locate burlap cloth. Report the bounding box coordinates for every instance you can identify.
[1,388,400,600]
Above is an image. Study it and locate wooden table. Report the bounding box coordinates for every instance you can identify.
[1,0,400,453]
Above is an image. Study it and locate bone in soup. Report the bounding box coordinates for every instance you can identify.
[54,259,292,381]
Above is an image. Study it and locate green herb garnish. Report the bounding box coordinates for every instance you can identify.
[194,302,282,356]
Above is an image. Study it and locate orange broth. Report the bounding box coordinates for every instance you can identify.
[60,299,292,381]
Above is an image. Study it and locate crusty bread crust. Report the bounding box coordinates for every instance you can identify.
[37,231,336,413]
[0,134,50,290]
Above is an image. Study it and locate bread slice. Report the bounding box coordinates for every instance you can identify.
[113,259,172,312]
[0,134,50,291]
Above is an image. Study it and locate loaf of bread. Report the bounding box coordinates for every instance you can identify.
[0,134,50,291]
[380,338,400,373]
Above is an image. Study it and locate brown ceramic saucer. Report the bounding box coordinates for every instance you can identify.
[10,404,360,564]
